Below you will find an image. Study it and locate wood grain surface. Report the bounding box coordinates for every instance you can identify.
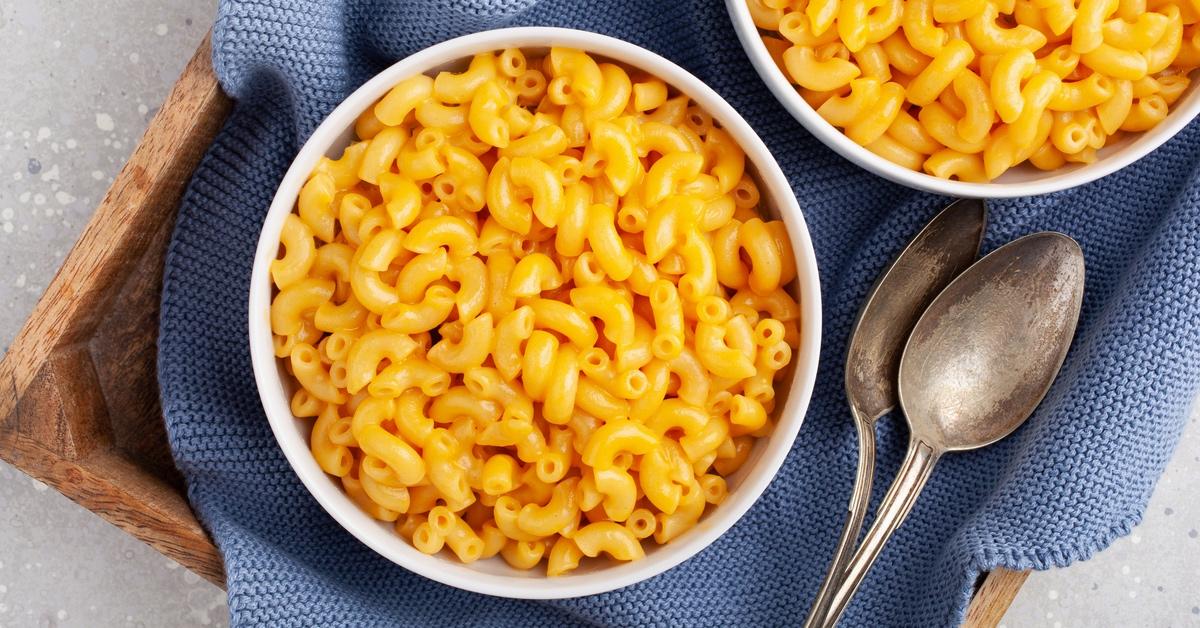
[963,568,1032,628]
[0,34,1031,623]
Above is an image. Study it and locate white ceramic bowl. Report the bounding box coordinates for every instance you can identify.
[726,0,1200,198]
[248,26,822,599]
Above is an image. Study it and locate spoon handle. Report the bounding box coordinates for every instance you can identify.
[818,439,940,628]
[802,409,877,628]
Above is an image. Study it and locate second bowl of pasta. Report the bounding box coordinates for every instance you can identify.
[248,27,821,598]
[728,0,1200,197]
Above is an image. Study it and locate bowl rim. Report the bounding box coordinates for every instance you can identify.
[724,0,1200,198]
[248,25,823,599]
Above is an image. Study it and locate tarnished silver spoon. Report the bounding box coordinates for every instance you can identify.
[818,232,1086,626]
[803,199,986,627]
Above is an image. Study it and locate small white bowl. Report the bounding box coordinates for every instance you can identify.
[726,0,1200,198]
[248,27,823,599]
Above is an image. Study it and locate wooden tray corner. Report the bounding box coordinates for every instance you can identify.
[0,34,230,586]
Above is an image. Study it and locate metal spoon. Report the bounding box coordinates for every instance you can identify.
[803,199,987,627]
[818,232,1086,627]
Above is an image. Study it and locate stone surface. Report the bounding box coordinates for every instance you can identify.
[0,1,226,627]
[0,0,1196,626]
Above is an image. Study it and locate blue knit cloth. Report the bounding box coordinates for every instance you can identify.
[157,1,1200,625]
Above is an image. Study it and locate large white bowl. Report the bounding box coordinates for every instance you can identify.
[726,0,1200,198]
[248,27,823,599]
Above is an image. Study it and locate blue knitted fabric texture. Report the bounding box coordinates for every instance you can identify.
[157,1,1200,625]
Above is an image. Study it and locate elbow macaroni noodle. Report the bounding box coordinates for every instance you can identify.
[271,47,800,576]
[750,0,1198,181]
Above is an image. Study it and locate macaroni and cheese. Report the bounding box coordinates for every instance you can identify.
[271,47,799,576]
[750,0,1198,180]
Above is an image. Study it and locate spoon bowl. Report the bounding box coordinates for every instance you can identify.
[901,232,1086,452]
[846,199,989,422]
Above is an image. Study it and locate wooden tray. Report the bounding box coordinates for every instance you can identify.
[0,34,1029,626]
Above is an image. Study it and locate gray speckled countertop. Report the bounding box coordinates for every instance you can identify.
[0,1,1197,626]
[1,1,225,626]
